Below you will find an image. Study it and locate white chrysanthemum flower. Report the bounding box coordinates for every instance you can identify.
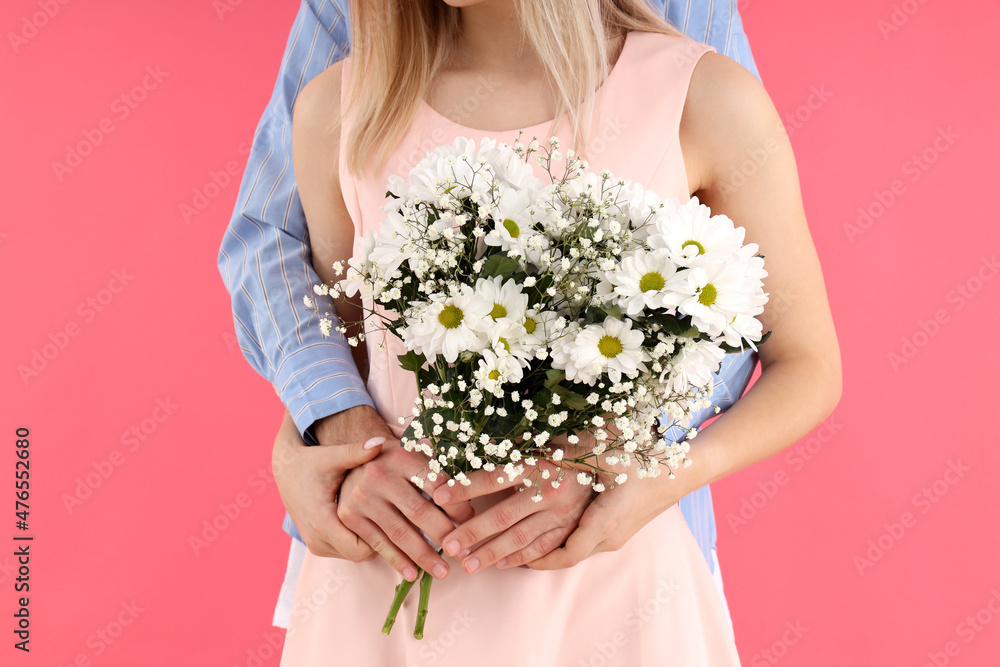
[663,338,726,395]
[663,258,768,337]
[617,180,666,243]
[400,286,490,362]
[341,230,376,298]
[521,308,559,347]
[598,249,679,317]
[720,312,765,349]
[647,197,747,266]
[484,188,548,260]
[473,349,523,395]
[555,317,649,385]
[474,276,529,329]
[486,320,534,365]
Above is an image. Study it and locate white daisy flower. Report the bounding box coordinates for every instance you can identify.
[554,317,649,385]
[474,276,529,329]
[598,249,679,317]
[663,338,726,395]
[473,349,524,395]
[522,308,561,348]
[647,197,747,266]
[401,286,490,362]
[664,259,768,337]
[341,230,377,298]
[484,188,548,260]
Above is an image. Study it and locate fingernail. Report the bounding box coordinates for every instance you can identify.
[457,548,471,559]
[497,557,508,568]
[464,557,480,574]
[432,564,448,579]
[403,567,417,581]
[444,540,460,556]
[364,437,386,450]
[436,488,451,504]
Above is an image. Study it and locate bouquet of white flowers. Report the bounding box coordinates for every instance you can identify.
[307,135,769,638]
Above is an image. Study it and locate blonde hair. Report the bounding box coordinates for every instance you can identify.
[339,0,682,179]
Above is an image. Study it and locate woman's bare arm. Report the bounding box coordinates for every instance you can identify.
[528,52,842,568]
[291,62,369,382]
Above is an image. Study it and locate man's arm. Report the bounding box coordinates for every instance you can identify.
[660,0,761,81]
[217,0,375,442]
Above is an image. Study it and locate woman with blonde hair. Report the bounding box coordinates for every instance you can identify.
[278,0,840,663]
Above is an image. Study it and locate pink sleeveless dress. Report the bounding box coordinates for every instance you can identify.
[280,31,741,666]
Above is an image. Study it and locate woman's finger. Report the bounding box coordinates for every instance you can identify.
[431,466,527,506]
[468,517,569,572]
[523,499,611,570]
[496,526,571,569]
[440,490,532,560]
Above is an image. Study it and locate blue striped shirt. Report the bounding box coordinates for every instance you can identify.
[218,0,761,572]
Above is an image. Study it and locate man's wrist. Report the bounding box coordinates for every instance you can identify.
[311,404,393,447]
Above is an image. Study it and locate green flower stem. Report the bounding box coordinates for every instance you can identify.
[413,562,437,639]
[382,576,418,636]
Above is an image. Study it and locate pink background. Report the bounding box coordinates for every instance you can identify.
[3,0,998,665]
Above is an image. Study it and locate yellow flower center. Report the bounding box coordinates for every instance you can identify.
[598,335,623,358]
[698,284,717,307]
[524,317,537,334]
[488,369,501,381]
[490,303,507,320]
[639,271,665,293]
[497,337,511,353]
[503,218,520,238]
[682,239,706,255]
[438,304,464,329]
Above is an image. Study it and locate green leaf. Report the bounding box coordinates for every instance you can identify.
[544,370,566,388]
[481,254,520,280]
[397,351,427,373]
[551,385,590,411]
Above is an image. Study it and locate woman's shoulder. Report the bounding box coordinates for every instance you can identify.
[294,59,346,130]
[680,48,783,191]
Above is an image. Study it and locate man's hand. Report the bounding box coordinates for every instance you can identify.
[337,442,474,583]
[272,409,384,561]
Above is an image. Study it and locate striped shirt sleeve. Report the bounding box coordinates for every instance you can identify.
[217,0,375,437]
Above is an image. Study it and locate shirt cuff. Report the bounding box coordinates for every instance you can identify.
[273,341,376,439]
[283,511,304,543]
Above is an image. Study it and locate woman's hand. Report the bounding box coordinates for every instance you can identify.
[431,457,596,573]
[524,466,680,570]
